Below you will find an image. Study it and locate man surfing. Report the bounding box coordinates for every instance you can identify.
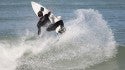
[37,7,51,35]
[37,7,66,35]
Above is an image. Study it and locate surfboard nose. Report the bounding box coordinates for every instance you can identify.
[31,1,42,16]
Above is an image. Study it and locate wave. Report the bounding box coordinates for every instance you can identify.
[0,9,117,70]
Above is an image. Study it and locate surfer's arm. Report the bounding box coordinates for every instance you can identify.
[37,17,45,26]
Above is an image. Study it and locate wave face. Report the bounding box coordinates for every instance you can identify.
[0,9,117,70]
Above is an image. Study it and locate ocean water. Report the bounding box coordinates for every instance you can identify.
[0,0,125,70]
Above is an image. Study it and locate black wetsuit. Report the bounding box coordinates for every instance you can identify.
[37,12,65,35]
[37,12,51,35]
[46,20,64,31]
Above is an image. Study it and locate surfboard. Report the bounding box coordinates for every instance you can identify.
[31,1,61,23]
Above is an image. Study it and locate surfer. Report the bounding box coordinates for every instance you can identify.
[37,7,51,35]
[37,7,66,35]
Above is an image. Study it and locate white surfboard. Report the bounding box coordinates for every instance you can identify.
[31,1,61,23]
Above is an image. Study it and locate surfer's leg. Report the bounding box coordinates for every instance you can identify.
[46,24,56,31]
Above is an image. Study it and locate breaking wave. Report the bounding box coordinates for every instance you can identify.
[0,9,117,70]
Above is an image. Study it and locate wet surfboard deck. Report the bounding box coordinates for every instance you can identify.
[31,1,61,23]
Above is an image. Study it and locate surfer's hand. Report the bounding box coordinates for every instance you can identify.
[48,12,51,16]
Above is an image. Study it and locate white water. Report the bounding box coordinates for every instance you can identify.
[0,9,117,70]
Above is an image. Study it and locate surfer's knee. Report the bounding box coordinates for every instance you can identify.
[55,20,64,26]
[59,20,64,26]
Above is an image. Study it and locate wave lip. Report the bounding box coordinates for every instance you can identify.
[50,9,117,69]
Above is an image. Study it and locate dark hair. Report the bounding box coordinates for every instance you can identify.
[38,11,43,17]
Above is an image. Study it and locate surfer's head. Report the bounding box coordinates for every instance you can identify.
[38,11,43,17]
[38,7,44,17]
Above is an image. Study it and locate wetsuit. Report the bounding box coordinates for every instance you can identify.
[46,20,64,31]
[37,12,51,35]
